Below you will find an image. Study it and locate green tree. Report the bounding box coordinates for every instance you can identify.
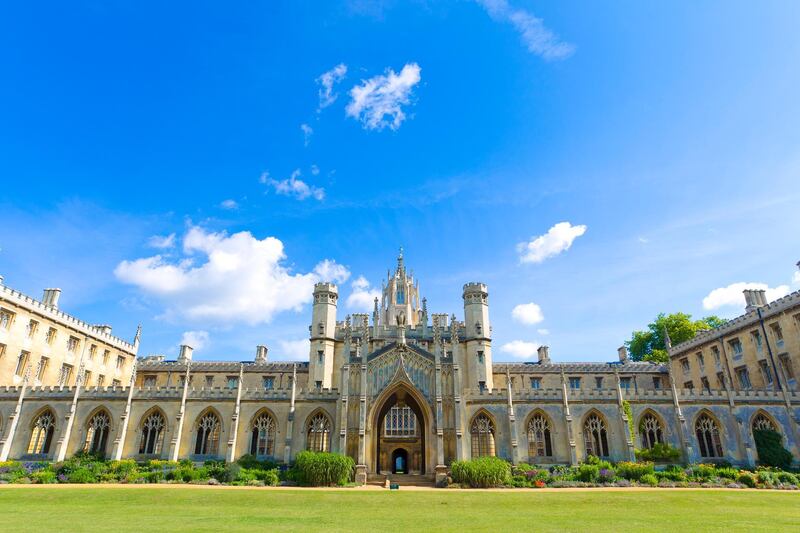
[626,312,725,363]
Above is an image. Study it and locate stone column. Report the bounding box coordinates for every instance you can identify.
[55,360,87,462]
[227,364,245,463]
[433,317,447,484]
[613,369,636,462]
[505,368,519,465]
[337,363,350,454]
[355,344,368,484]
[170,362,192,461]
[0,361,35,461]
[667,368,692,463]
[112,359,138,460]
[283,364,297,464]
[560,367,577,465]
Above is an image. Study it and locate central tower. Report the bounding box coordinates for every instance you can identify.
[379,248,422,327]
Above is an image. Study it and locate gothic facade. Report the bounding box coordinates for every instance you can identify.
[0,254,798,482]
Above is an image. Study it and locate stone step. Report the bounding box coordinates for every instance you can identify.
[367,473,436,487]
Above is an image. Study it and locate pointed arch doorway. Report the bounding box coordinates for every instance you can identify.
[374,388,426,475]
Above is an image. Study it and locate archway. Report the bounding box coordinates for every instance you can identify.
[391,448,409,474]
[373,386,427,475]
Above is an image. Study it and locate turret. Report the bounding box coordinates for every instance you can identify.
[309,282,338,389]
[463,282,493,391]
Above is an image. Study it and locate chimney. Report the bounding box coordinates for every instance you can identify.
[537,345,550,364]
[95,324,113,335]
[178,344,193,362]
[618,346,628,363]
[42,288,62,308]
[255,345,268,364]
[743,289,767,312]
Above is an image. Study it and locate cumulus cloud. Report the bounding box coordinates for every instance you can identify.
[115,226,349,325]
[310,164,320,176]
[702,282,791,311]
[476,0,574,60]
[512,302,544,325]
[180,330,209,351]
[346,63,421,131]
[517,222,587,264]
[346,276,381,311]
[300,123,313,146]
[317,63,348,110]
[148,233,176,249]
[500,340,541,359]
[314,259,351,284]
[263,169,325,201]
[278,339,311,361]
[220,199,238,210]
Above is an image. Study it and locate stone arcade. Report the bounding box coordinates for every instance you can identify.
[0,252,798,483]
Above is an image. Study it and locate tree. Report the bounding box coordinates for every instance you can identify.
[626,312,726,363]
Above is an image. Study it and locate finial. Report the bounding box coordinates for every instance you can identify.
[663,327,672,350]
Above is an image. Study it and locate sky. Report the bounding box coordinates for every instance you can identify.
[1,1,799,363]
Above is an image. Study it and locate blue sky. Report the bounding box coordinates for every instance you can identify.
[2,1,799,362]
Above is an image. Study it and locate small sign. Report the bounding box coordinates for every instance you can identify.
[390,483,400,490]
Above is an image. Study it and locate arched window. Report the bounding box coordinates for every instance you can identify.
[27,410,56,455]
[194,411,221,456]
[250,412,277,458]
[527,413,552,458]
[384,405,417,437]
[752,413,777,432]
[470,414,496,458]
[583,413,609,458]
[139,411,166,455]
[638,413,665,449]
[695,413,723,458]
[307,413,331,452]
[83,411,111,456]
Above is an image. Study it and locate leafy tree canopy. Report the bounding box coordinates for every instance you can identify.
[626,312,726,363]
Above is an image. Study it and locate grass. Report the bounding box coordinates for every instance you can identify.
[0,487,798,532]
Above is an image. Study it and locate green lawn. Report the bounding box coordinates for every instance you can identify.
[0,487,798,532]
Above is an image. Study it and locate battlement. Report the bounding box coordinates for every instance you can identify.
[462,282,488,295]
[313,282,338,294]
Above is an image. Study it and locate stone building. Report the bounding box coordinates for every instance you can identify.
[0,253,797,482]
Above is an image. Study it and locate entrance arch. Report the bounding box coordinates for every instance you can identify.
[369,382,433,476]
[392,448,409,474]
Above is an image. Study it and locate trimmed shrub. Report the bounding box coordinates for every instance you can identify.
[615,461,654,481]
[294,451,355,487]
[635,443,681,463]
[31,470,57,484]
[736,472,756,488]
[68,467,98,484]
[753,429,793,470]
[640,473,658,486]
[450,457,512,488]
[575,464,599,483]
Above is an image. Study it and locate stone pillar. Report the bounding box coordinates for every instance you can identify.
[355,342,368,484]
[452,322,466,461]
[56,359,87,462]
[667,368,692,463]
[560,367,577,465]
[170,362,192,461]
[613,369,636,462]
[433,316,447,484]
[227,364,245,463]
[337,363,350,454]
[112,360,138,460]
[505,368,519,465]
[283,364,297,464]
[0,361,35,461]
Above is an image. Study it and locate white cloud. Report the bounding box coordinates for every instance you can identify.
[314,259,351,284]
[278,339,310,361]
[264,169,325,201]
[638,236,649,244]
[115,226,349,325]
[300,123,313,146]
[220,199,238,210]
[180,330,209,351]
[310,164,320,176]
[317,63,348,110]
[346,275,381,311]
[517,222,587,264]
[702,282,791,311]
[148,233,176,249]
[346,63,421,131]
[476,0,575,60]
[793,270,800,286]
[500,340,541,359]
[512,302,544,325]
[537,328,550,336]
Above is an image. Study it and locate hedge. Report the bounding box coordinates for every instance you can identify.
[293,451,354,486]
[450,456,511,488]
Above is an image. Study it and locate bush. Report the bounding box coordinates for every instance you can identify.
[690,464,717,482]
[736,472,756,488]
[236,454,279,471]
[31,469,57,484]
[716,467,738,480]
[753,429,793,470]
[776,472,798,485]
[615,461,654,481]
[261,468,280,486]
[204,460,227,481]
[450,457,511,488]
[640,473,658,487]
[656,465,687,482]
[222,463,241,483]
[575,464,599,483]
[294,451,355,487]
[635,443,681,462]
[68,467,98,484]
